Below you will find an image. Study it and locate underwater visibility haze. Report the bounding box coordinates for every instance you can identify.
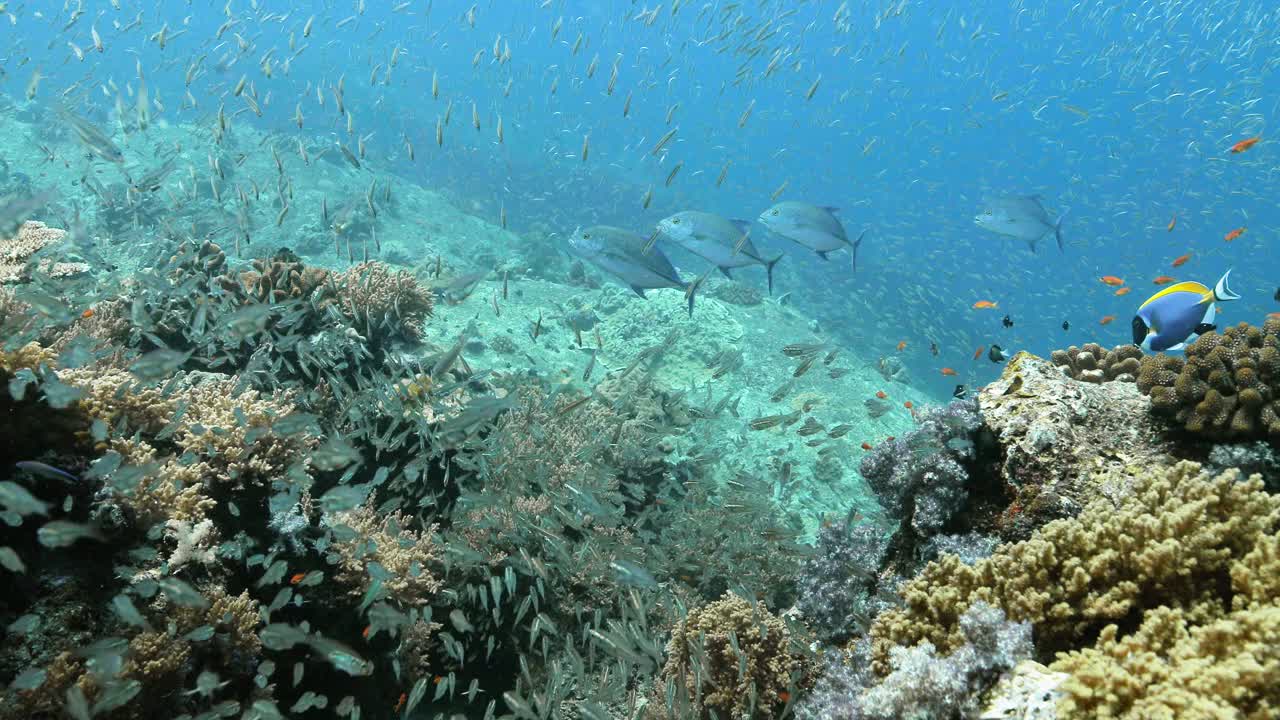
[1,0,1280,718]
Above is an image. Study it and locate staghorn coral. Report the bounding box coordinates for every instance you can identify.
[1137,318,1280,438]
[868,462,1280,676]
[328,500,443,607]
[1050,342,1143,383]
[0,220,88,283]
[648,592,816,720]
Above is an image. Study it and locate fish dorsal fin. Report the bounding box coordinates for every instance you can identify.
[1139,281,1210,310]
[822,206,840,214]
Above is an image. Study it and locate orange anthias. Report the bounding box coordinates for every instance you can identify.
[896,340,907,351]
[971,300,998,309]
[1152,276,1176,285]
[1171,253,1191,267]
[1114,287,1131,296]
[1224,227,1246,242]
[972,346,985,360]
[1099,275,1124,286]
[1230,136,1260,153]
[940,367,958,376]
[1100,315,1116,325]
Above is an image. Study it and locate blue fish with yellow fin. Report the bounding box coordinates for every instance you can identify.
[1132,269,1240,352]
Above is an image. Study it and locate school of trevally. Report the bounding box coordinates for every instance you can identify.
[4,0,1280,718]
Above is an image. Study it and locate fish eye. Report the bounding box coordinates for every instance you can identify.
[771,209,779,216]
[671,218,680,224]
[581,232,590,239]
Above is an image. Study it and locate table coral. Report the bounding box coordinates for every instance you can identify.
[0,220,88,283]
[1137,318,1280,439]
[868,462,1280,677]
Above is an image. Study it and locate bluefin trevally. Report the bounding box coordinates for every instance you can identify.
[1132,270,1240,352]
[974,195,1067,253]
[757,202,864,268]
[568,225,704,316]
[656,210,782,294]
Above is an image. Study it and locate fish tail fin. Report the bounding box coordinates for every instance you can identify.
[850,231,865,272]
[1213,268,1241,301]
[764,254,783,295]
[685,267,712,317]
[1026,235,1038,253]
[1054,208,1069,252]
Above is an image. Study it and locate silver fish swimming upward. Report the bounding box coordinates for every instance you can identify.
[656,210,782,294]
[757,201,864,269]
[974,195,1067,253]
[568,225,706,316]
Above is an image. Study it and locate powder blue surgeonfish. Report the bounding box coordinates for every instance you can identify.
[1132,270,1240,352]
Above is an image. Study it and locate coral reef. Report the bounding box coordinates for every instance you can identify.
[795,521,892,643]
[647,593,815,720]
[795,602,1032,720]
[1138,319,1280,439]
[857,399,986,559]
[0,221,88,283]
[979,352,1177,537]
[1050,342,1143,383]
[867,462,1280,679]
[328,500,443,607]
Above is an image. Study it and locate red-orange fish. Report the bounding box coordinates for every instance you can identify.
[875,390,887,399]
[1171,253,1191,267]
[896,340,907,351]
[81,308,94,319]
[1114,287,1132,296]
[972,346,985,361]
[903,401,913,409]
[1099,275,1124,286]
[971,300,998,309]
[1153,276,1175,285]
[1224,227,1246,242]
[940,367,958,376]
[860,442,873,450]
[1230,136,1260,153]
[289,572,306,585]
[1100,315,1116,325]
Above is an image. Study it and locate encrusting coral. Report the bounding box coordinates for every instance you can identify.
[867,461,1280,682]
[1137,318,1280,438]
[1050,342,1143,383]
[647,592,815,720]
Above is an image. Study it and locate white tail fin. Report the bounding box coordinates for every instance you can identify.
[1213,269,1241,301]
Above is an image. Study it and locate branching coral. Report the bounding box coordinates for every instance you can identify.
[0,220,88,282]
[333,261,434,343]
[1050,342,1143,383]
[1137,318,1280,438]
[648,592,815,720]
[328,500,443,607]
[867,462,1280,676]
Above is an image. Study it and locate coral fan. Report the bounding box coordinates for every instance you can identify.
[1137,318,1280,438]
[1050,342,1142,383]
[648,592,815,720]
[0,220,88,283]
[868,462,1280,680]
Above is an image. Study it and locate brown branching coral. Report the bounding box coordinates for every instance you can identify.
[868,462,1280,675]
[232,247,331,303]
[1137,318,1280,438]
[647,593,815,720]
[0,220,88,283]
[329,500,443,607]
[1050,342,1143,383]
[333,261,434,342]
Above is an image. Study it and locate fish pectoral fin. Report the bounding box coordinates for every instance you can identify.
[1194,322,1217,335]
[718,266,733,279]
[816,250,830,261]
[630,285,648,299]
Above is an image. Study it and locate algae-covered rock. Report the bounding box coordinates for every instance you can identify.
[979,352,1178,536]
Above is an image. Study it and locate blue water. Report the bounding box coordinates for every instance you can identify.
[4,0,1278,400]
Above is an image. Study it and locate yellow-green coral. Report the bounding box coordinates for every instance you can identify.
[868,462,1280,674]
[1138,318,1280,438]
[648,592,814,720]
[1052,605,1280,719]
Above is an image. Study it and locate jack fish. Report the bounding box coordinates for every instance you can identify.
[569,225,704,316]
[656,211,782,294]
[974,195,1067,253]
